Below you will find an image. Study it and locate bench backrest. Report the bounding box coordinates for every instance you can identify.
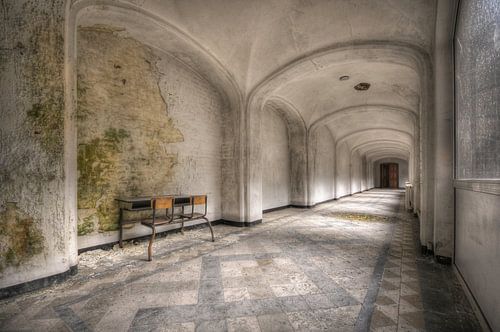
[152,196,174,210]
[193,195,206,205]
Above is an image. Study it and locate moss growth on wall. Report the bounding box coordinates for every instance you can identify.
[76,26,183,234]
[22,2,65,160]
[0,203,45,271]
[26,98,64,157]
[77,127,130,231]
[77,215,95,236]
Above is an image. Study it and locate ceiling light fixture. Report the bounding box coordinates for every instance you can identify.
[354,82,370,91]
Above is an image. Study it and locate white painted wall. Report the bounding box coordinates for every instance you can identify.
[262,109,290,210]
[313,127,335,204]
[351,152,362,194]
[454,1,500,329]
[335,142,351,198]
[455,190,500,330]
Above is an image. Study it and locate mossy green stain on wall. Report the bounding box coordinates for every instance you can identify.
[77,26,183,235]
[0,203,45,272]
[77,128,129,209]
[26,98,64,158]
[77,215,95,236]
[21,1,65,160]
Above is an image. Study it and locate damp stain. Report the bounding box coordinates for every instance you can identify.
[0,203,45,271]
[76,25,183,234]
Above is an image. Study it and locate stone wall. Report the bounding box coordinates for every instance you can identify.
[0,0,74,288]
[262,109,290,210]
[76,26,224,248]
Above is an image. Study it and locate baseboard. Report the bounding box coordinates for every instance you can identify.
[435,255,452,265]
[289,204,312,209]
[263,205,290,213]
[221,219,262,227]
[420,244,434,257]
[453,265,492,332]
[312,197,337,206]
[0,265,78,300]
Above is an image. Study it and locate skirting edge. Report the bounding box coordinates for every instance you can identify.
[0,265,78,300]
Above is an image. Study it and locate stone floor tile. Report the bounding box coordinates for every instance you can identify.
[376,304,399,323]
[313,305,360,330]
[154,322,196,332]
[370,308,397,328]
[270,284,299,297]
[196,320,227,332]
[278,296,310,312]
[227,316,261,332]
[225,300,257,317]
[398,311,425,332]
[375,295,397,306]
[399,295,423,312]
[371,325,398,332]
[257,313,294,332]
[224,287,250,303]
[251,298,283,315]
[248,285,275,299]
[287,310,325,331]
[303,293,333,309]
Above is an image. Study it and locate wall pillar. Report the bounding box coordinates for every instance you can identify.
[432,0,458,259]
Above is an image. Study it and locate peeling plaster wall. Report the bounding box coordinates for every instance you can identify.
[76,27,224,249]
[454,0,500,329]
[262,109,290,210]
[335,142,350,198]
[313,127,335,204]
[0,0,75,288]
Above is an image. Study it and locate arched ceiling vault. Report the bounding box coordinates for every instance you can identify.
[352,140,412,157]
[273,61,420,126]
[70,0,436,90]
[337,128,413,149]
[365,148,410,161]
[71,0,435,172]
[370,154,410,163]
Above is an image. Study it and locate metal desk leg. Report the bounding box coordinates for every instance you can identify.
[119,208,123,248]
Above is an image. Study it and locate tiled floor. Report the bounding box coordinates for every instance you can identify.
[0,190,481,331]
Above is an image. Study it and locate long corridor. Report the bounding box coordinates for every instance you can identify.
[0,190,479,331]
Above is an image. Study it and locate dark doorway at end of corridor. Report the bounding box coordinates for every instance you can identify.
[381,163,399,188]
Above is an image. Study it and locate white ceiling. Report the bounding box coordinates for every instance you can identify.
[76,0,437,165]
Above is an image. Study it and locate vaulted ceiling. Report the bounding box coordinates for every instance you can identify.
[75,0,437,166]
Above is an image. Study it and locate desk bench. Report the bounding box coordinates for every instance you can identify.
[115,195,214,261]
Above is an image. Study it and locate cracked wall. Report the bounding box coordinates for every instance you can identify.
[76,26,223,248]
